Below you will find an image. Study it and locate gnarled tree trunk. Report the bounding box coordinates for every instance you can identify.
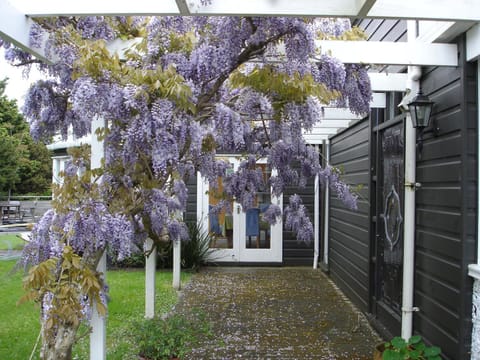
[40,321,80,360]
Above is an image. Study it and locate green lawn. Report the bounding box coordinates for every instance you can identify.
[0,233,26,250]
[0,260,191,359]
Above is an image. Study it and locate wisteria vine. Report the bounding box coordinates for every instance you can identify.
[2,16,370,354]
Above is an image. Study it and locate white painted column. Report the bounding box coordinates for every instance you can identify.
[52,158,60,185]
[145,237,156,319]
[467,59,480,360]
[323,140,330,267]
[90,117,107,360]
[313,145,320,269]
[401,20,421,341]
[172,239,181,290]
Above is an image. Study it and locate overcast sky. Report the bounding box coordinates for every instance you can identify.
[0,48,43,108]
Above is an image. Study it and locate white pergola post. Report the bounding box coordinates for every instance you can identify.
[145,237,156,319]
[90,117,107,360]
[172,239,181,290]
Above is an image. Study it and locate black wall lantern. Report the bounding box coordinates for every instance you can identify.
[408,89,434,156]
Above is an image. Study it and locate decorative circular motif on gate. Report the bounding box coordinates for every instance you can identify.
[383,185,403,251]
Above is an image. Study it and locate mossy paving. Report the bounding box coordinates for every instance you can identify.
[173,267,382,359]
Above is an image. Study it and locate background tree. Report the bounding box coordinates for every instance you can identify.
[2,14,371,359]
[0,124,20,193]
[0,78,52,195]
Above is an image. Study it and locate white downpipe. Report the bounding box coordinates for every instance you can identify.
[313,145,320,269]
[401,20,421,341]
[145,238,156,319]
[172,239,181,290]
[313,171,320,269]
[323,140,330,266]
[90,117,107,360]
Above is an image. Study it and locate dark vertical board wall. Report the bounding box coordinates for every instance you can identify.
[326,30,477,358]
[328,119,371,312]
[283,176,315,265]
[185,175,198,224]
[415,36,477,359]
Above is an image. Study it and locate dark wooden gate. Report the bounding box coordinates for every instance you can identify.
[372,114,406,336]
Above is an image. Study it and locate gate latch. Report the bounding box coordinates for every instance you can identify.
[405,182,422,191]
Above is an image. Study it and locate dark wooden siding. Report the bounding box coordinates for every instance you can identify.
[414,36,477,360]
[184,175,197,224]
[328,119,371,312]
[282,176,315,265]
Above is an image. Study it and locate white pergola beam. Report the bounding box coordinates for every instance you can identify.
[321,108,362,120]
[368,0,480,21]
[369,73,407,92]
[317,40,458,66]
[467,24,480,61]
[0,0,50,62]
[12,0,181,16]
[9,0,480,21]
[187,0,365,16]
[303,134,333,144]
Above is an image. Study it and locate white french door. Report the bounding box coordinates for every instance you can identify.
[197,157,282,263]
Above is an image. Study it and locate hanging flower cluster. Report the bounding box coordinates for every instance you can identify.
[1,16,370,245]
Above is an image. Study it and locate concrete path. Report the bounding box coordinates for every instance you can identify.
[174,267,382,359]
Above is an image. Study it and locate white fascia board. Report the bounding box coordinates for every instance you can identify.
[0,0,50,63]
[316,40,458,67]
[368,0,480,21]
[305,127,342,136]
[313,120,354,129]
[371,92,386,108]
[369,73,407,92]
[321,108,363,120]
[467,24,480,61]
[303,134,333,144]
[47,137,91,151]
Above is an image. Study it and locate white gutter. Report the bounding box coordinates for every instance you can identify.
[323,140,330,267]
[401,20,421,341]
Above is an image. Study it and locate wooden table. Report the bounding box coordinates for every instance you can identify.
[0,202,23,224]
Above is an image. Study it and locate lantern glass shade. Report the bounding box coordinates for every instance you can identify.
[408,90,434,129]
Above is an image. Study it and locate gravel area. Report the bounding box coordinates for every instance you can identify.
[173,267,382,359]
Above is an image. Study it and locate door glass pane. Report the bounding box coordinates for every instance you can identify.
[208,165,233,249]
[245,164,271,249]
[379,123,404,313]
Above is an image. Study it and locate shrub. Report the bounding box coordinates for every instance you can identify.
[181,222,214,271]
[382,335,441,360]
[134,310,212,360]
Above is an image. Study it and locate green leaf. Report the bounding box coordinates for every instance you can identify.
[424,346,441,357]
[408,335,422,345]
[382,349,403,360]
[391,337,407,350]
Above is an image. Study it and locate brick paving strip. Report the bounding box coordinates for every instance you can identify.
[173,267,382,360]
